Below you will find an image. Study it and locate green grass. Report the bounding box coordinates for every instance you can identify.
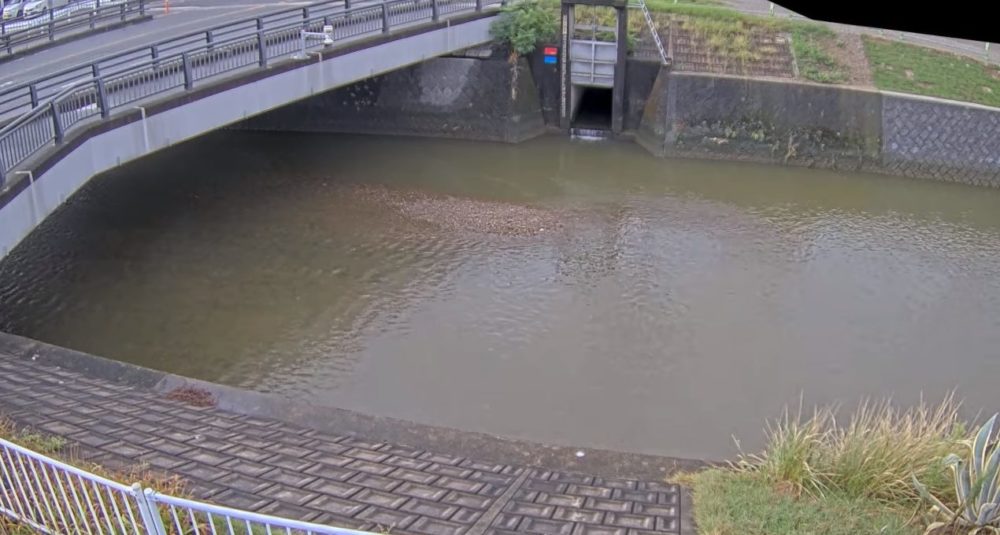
[0,416,66,454]
[641,2,847,82]
[864,36,1000,107]
[789,26,846,83]
[1,415,192,535]
[686,470,919,535]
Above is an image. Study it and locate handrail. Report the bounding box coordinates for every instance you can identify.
[0,0,146,58]
[0,0,498,188]
[1,436,381,535]
[635,0,667,64]
[0,0,366,122]
[0,78,93,138]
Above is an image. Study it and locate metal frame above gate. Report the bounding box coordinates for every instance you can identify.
[559,0,628,133]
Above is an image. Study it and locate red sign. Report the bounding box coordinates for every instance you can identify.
[543,47,558,56]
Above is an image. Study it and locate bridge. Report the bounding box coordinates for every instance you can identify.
[0,0,505,261]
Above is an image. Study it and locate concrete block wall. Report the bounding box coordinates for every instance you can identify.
[236,56,547,144]
[637,70,1000,187]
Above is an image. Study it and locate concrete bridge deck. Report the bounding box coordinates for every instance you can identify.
[0,334,691,535]
[0,0,507,262]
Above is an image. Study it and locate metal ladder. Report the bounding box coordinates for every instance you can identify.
[631,0,668,65]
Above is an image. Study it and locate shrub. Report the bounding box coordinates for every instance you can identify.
[736,395,969,506]
[490,0,559,56]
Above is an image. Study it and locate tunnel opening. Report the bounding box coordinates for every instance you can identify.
[571,87,613,131]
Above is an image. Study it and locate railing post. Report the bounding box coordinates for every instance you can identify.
[182,52,193,89]
[381,2,389,33]
[89,7,95,29]
[120,3,126,21]
[51,101,64,144]
[257,31,268,67]
[29,85,38,108]
[302,6,309,21]
[48,7,56,42]
[151,44,159,69]
[475,0,482,12]
[206,29,214,52]
[431,0,439,21]
[134,486,168,535]
[139,0,145,17]
[345,0,351,9]
[256,17,263,31]
[96,79,110,118]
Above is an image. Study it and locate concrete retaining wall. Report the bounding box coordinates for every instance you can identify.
[637,70,1000,186]
[237,55,547,143]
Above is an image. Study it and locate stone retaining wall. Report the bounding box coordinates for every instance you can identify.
[237,56,547,143]
[238,51,1000,188]
[881,93,1000,187]
[637,70,1000,187]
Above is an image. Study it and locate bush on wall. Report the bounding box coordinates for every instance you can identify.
[490,1,559,56]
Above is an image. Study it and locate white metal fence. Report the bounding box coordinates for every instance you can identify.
[0,437,378,535]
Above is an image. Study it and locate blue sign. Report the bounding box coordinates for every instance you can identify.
[544,56,557,65]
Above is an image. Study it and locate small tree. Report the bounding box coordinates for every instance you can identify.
[490,1,559,56]
[489,1,558,98]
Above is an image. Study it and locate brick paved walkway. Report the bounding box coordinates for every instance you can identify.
[0,351,685,535]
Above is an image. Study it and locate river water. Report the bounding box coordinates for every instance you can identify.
[3,131,1000,460]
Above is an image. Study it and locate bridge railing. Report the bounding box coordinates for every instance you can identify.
[1,436,378,534]
[0,0,147,59]
[0,0,409,125]
[0,0,500,188]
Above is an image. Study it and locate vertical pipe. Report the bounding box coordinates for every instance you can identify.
[134,106,150,152]
[560,2,571,130]
[257,30,267,66]
[611,5,627,133]
[51,101,63,143]
[182,52,193,88]
[96,79,109,118]
[48,6,55,41]
[135,487,167,535]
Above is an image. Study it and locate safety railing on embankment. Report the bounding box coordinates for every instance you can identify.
[1,436,377,534]
[0,0,501,189]
[0,0,147,59]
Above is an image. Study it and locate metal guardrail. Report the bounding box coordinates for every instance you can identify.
[0,0,146,58]
[0,0,496,188]
[0,0,485,125]
[1,436,378,534]
[633,0,666,64]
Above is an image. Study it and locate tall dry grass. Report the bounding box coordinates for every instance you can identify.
[736,394,970,507]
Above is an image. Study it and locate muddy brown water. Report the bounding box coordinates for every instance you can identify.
[3,131,1000,461]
